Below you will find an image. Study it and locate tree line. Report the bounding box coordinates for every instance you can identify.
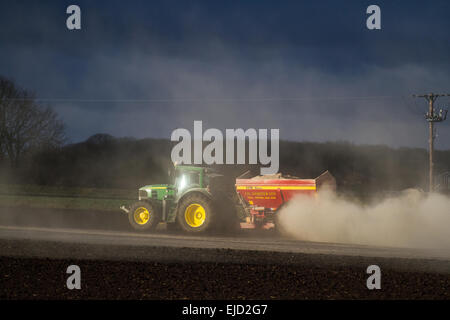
[1,132,449,198]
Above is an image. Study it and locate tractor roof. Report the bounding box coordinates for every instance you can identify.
[175,164,220,175]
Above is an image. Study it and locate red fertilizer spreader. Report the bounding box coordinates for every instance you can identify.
[235,171,335,229]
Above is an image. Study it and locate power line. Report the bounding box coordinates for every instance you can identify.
[2,95,405,103]
[401,95,423,115]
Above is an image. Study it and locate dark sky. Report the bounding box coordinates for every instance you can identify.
[1,0,450,148]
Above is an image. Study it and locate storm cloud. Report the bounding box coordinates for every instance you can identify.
[0,0,449,147]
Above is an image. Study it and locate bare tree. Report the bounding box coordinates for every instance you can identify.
[0,77,66,167]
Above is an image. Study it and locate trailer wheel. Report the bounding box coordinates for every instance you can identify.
[128,201,160,231]
[177,194,214,233]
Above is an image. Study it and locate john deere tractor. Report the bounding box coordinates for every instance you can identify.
[120,164,238,233]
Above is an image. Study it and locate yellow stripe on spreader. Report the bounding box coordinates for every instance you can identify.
[236,186,316,190]
[148,187,167,189]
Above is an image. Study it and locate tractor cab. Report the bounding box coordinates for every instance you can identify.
[172,165,205,192]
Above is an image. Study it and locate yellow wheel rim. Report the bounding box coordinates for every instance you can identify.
[133,207,150,225]
[184,203,206,228]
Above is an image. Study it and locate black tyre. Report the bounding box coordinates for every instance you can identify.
[128,201,160,231]
[177,194,214,233]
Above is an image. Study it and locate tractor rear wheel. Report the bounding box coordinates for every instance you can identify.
[128,201,160,231]
[177,194,214,233]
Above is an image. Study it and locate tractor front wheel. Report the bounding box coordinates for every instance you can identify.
[128,201,160,231]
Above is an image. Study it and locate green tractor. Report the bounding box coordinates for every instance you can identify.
[120,164,238,233]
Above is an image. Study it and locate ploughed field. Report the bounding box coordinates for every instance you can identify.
[0,224,449,299]
[1,240,449,300]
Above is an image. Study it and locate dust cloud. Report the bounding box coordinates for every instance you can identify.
[278,189,450,250]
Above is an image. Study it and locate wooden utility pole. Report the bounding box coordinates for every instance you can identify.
[428,95,436,192]
[413,93,449,192]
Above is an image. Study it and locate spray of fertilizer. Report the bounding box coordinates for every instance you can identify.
[278,189,450,250]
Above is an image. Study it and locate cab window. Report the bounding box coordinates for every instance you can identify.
[175,170,200,191]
